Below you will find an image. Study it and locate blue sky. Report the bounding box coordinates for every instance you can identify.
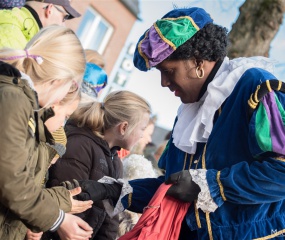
[122,0,285,130]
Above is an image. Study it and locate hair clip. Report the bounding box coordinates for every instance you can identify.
[26,49,43,65]
[101,102,105,110]
[36,56,43,65]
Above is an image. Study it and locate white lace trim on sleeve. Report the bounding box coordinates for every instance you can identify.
[190,169,218,213]
[98,176,133,218]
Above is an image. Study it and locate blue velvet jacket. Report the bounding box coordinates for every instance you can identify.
[122,68,285,240]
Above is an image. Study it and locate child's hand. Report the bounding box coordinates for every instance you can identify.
[26,229,43,240]
[69,186,93,214]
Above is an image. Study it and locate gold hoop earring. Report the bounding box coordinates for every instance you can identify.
[195,67,204,79]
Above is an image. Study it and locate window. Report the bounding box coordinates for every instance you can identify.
[113,70,128,87]
[76,7,113,54]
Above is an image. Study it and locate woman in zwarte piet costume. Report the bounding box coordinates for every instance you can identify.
[65,7,285,240]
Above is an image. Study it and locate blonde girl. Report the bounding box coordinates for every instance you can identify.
[0,25,93,240]
[47,90,151,239]
[0,25,84,107]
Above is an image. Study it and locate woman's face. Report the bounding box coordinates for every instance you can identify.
[122,113,150,150]
[137,122,155,151]
[45,99,79,133]
[35,80,74,108]
[156,59,207,104]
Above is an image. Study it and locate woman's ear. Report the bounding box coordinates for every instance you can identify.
[51,102,60,111]
[119,121,128,136]
[43,4,53,18]
[50,79,62,86]
[195,59,204,68]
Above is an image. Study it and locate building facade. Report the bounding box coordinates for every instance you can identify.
[66,0,140,75]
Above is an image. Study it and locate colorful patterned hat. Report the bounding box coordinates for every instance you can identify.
[133,7,213,71]
[82,62,108,98]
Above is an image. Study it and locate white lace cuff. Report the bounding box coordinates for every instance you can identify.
[190,169,218,213]
[98,176,133,218]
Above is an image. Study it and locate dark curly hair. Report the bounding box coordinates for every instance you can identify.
[168,23,228,62]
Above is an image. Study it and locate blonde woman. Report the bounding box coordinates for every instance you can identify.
[0,25,93,240]
[47,90,151,240]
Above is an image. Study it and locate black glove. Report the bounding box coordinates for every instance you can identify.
[165,170,200,202]
[61,179,122,203]
[61,179,89,201]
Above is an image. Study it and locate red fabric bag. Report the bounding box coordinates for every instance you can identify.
[118,183,190,240]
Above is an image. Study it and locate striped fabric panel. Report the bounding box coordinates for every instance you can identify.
[255,91,285,155]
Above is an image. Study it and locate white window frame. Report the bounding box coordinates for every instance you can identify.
[77,7,113,54]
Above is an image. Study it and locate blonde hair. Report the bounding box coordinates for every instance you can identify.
[0,25,86,107]
[71,90,151,138]
[85,49,105,69]
[59,90,82,106]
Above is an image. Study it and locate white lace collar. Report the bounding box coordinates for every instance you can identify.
[172,56,276,154]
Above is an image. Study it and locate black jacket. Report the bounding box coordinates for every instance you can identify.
[47,120,123,240]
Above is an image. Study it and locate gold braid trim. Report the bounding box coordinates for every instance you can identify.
[128,193,132,208]
[218,107,222,116]
[194,200,201,228]
[202,144,207,169]
[266,80,272,92]
[277,80,282,91]
[161,16,200,31]
[188,154,194,170]
[138,30,150,69]
[206,212,214,240]
[248,84,263,109]
[253,229,285,240]
[193,145,208,229]
[217,171,227,201]
[248,100,257,109]
[254,85,261,102]
[184,16,200,31]
[182,152,188,170]
[153,23,176,50]
[274,157,285,162]
[200,144,215,240]
[248,94,258,109]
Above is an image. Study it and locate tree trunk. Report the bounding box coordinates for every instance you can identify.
[228,0,285,59]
